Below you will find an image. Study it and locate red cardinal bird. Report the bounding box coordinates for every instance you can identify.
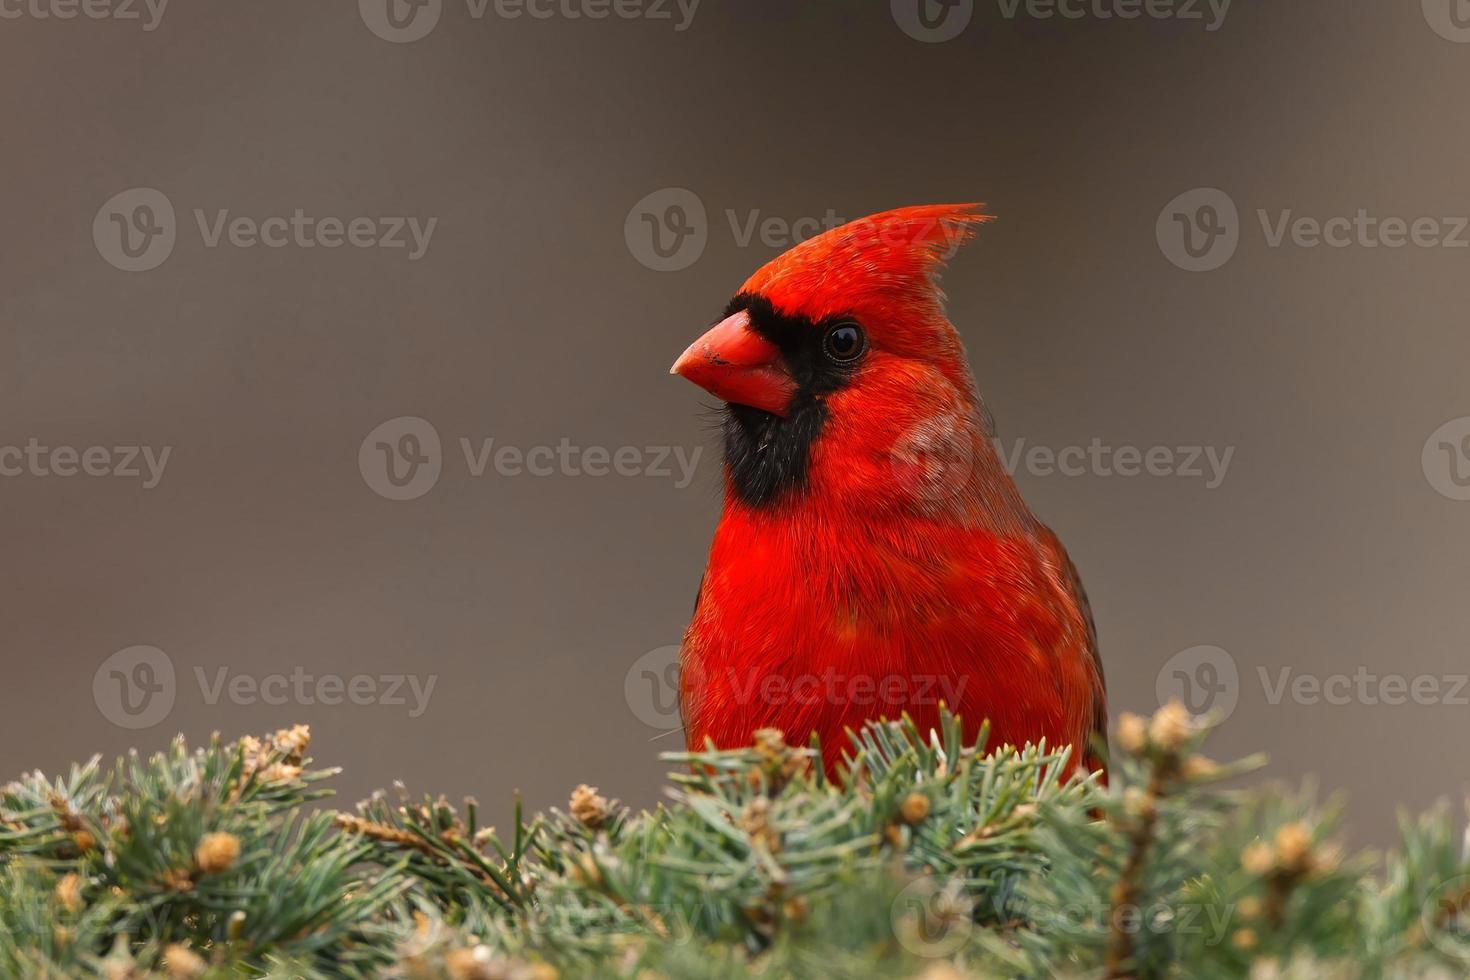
[671,204,1107,778]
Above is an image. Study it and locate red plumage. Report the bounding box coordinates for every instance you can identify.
[672,204,1107,779]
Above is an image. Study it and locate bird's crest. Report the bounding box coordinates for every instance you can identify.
[738,203,990,323]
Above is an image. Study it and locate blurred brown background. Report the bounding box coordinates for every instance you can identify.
[1,1,1467,842]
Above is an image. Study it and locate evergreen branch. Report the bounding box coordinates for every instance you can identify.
[0,709,1468,978]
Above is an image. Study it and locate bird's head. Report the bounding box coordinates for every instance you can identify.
[673,204,1008,515]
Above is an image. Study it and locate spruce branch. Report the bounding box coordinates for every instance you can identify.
[2,711,1469,978]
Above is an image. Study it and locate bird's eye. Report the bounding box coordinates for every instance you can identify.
[823,322,866,363]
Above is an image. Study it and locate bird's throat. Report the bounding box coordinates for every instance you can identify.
[721,397,830,508]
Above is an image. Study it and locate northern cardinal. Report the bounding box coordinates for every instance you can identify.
[671,204,1107,778]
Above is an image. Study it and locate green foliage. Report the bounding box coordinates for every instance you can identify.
[1,711,1468,979]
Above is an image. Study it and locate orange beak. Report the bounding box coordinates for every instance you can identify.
[670,310,797,417]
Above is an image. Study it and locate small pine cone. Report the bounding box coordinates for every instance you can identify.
[162,943,207,979]
[1249,960,1284,980]
[899,792,931,825]
[1117,712,1149,754]
[101,952,142,980]
[1241,841,1275,876]
[752,728,787,761]
[741,797,780,853]
[1148,701,1195,752]
[48,792,84,831]
[109,815,131,842]
[55,872,83,913]
[569,785,610,830]
[444,946,506,980]
[1314,842,1343,874]
[195,831,241,875]
[1273,822,1314,874]
[1182,755,1220,780]
[779,755,809,786]
[273,724,312,764]
[782,895,809,926]
[913,966,968,980]
[238,735,263,758]
[161,867,195,893]
[260,762,303,784]
[1123,787,1155,820]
